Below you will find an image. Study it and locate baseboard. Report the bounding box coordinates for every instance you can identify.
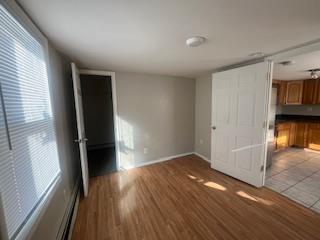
[87,143,115,151]
[57,178,80,240]
[193,152,211,163]
[123,152,194,169]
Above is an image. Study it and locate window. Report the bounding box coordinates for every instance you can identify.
[0,4,60,239]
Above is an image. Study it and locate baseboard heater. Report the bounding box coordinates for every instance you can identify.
[56,180,80,240]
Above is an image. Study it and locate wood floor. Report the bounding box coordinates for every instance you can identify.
[72,155,320,240]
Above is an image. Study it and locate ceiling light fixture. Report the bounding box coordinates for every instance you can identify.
[186,36,206,47]
[310,69,320,79]
[278,60,295,66]
[248,52,265,58]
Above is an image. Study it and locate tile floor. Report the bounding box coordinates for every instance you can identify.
[265,147,320,213]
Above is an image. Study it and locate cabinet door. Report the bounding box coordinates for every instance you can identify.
[273,80,287,105]
[276,123,292,149]
[279,81,287,105]
[315,80,320,104]
[289,122,296,146]
[295,123,307,148]
[307,123,320,151]
[276,129,290,149]
[286,81,303,105]
[302,79,317,104]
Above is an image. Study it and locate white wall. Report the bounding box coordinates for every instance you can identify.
[115,72,195,168]
[29,45,80,240]
[194,73,212,160]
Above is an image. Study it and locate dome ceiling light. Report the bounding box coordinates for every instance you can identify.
[186,36,206,47]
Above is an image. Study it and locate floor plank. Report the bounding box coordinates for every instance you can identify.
[72,155,320,240]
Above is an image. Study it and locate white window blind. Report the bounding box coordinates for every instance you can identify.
[0,5,60,239]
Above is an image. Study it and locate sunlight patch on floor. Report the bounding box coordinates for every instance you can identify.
[237,191,274,206]
[204,181,226,191]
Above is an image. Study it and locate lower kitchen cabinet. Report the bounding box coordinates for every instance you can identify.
[295,123,308,148]
[307,123,320,151]
[276,122,320,151]
[276,122,294,149]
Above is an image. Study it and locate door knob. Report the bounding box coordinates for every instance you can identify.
[212,126,216,130]
[74,139,81,143]
[83,138,88,142]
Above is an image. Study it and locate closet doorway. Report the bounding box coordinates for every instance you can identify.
[79,70,119,177]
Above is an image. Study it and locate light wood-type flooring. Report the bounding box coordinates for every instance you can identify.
[72,154,320,240]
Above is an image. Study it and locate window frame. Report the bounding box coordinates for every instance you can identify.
[0,1,62,239]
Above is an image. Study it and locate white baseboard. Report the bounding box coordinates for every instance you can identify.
[123,152,194,169]
[193,152,211,163]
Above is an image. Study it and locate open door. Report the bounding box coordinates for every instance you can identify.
[211,61,273,187]
[71,62,89,196]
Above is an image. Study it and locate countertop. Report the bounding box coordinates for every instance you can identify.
[275,114,320,124]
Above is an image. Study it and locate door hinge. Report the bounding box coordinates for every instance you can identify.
[263,121,267,128]
[260,165,264,172]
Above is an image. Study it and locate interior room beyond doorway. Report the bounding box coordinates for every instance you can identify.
[80,74,117,177]
[265,50,320,212]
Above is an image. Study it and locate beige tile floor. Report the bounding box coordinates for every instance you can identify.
[265,147,320,213]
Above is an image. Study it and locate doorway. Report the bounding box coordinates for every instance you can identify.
[80,74,117,177]
[265,49,320,212]
[72,63,119,196]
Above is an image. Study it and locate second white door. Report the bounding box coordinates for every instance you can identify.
[211,61,273,187]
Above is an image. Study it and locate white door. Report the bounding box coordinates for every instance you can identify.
[211,61,273,187]
[71,62,89,196]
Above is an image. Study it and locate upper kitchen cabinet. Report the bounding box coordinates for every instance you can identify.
[302,79,319,104]
[273,79,320,105]
[315,80,320,104]
[273,80,287,105]
[286,80,303,105]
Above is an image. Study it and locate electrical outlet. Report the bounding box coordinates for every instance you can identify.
[143,147,148,154]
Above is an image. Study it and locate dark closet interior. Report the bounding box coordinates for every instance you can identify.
[80,74,116,177]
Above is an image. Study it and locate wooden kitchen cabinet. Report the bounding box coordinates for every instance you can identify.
[315,79,320,104]
[286,81,303,105]
[276,122,320,151]
[273,79,320,105]
[295,123,308,148]
[302,79,319,104]
[276,122,295,149]
[278,81,287,105]
[307,123,320,151]
[273,80,287,105]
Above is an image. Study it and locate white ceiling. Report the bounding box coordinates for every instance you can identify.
[273,50,320,80]
[17,0,320,78]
